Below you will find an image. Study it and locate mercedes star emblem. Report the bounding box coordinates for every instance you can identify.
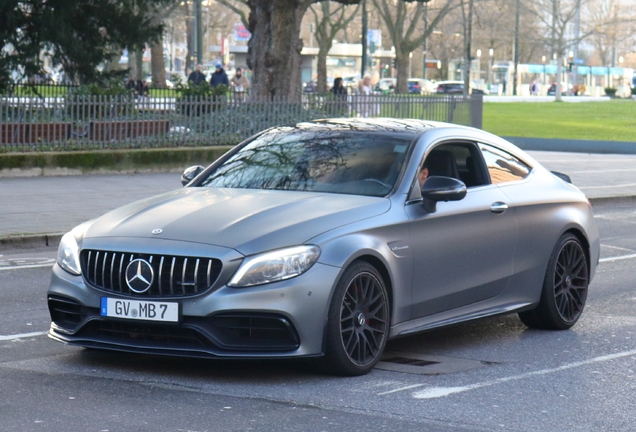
[151,229,163,235]
[125,259,154,293]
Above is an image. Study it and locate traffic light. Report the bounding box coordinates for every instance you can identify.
[392,58,397,68]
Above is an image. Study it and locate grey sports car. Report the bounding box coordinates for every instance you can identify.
[48,118,599,376]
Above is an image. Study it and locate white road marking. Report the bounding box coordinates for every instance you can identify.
[0,331,47,341]
[599,253,636,263]
[0,263,55,271]
[412,349,636,400]
[580,183,636,190]
[377,384,426,396]
[568,168,636,174]
[601,244,636,253]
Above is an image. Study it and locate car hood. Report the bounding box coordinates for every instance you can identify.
[83,187,391,255]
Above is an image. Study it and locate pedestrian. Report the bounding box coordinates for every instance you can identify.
[330,77,348,115]
[210,63,229,88]
[530,80,539,96]
[230,67,250,101]
[356,74,375,117]
[572,82,580,96]
[580,83,587,96]
[187,64,206,86]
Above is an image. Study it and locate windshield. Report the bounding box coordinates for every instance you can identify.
[200,131,412,197]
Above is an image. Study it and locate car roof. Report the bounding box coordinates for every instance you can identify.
[293,118,438,135]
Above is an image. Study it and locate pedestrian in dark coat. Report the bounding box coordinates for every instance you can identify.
[188,64,206,85]
[210,64,229,88]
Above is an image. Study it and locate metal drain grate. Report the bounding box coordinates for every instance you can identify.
[382,357,440,367]
[376,351,492,375]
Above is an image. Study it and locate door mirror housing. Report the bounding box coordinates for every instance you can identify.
[421,176,467,212]
[181,165,205,186]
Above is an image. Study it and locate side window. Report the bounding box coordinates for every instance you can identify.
[479,144,531,184]
[416,142,488,189]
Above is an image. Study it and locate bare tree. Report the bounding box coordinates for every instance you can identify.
[532,0,595,99]
[586,0,636,67]
[372,0,454,94]
[309,2,360,93]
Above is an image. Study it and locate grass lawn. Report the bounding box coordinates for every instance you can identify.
[483,99,636,142]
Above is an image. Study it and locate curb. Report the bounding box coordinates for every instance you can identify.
[0,233,64,251]
[0,146,234,178]
[1,195,633,251]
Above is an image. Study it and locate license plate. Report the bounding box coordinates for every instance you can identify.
[100,297,179,322]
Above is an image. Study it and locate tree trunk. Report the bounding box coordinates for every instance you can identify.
[150,42,167,88]
[247,0,309,100]
[185,11,194,75]
[395,51,410,94]
[316,40,330,94]
[129,50,139,80]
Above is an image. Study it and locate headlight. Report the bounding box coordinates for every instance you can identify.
[228,245,321,287]
[57,232,81,275]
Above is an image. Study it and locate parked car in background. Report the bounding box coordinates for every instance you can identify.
[375,78,396,94]
[436,80,487,95]
[408,78,436,95]
[48,118,599,377]
[303,81,318,93]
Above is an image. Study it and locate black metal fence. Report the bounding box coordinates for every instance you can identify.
[0,94,483,152]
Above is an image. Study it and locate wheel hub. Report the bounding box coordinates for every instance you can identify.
[565,275,572,288]
[356,312,366,326]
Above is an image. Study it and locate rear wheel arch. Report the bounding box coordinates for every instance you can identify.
[564,227,591,270]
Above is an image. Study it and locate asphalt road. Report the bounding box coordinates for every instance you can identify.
[0,200,635,432]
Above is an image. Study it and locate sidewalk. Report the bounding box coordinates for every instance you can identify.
[1,151,635,249]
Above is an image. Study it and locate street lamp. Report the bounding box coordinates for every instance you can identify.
[488,48,494,88]
[476,49,482,84]
[541,55,546,87]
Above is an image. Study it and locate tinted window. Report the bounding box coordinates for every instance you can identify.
[200,131,411,197]
[479,144,531,184]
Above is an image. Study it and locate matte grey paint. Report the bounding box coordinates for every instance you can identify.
[48,119,600,359]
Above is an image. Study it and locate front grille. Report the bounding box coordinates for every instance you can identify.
[81,320,214,349]
[80,250,222,298]
[71,313,300,352]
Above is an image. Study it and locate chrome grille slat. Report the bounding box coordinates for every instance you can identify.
[182,258,188,295]
[81,250,221,298]
[94,252,100,285]
[170,257,176,295]
[193,259,200,293]
[101,252,107,287]
[158,256,164,295]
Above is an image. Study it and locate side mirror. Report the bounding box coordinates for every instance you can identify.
[181,165,204,186]
[421,176,467,213]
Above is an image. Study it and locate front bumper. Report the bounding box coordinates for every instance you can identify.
[47,261,340,359]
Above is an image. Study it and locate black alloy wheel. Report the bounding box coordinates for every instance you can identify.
[519,233,589,330]
[318,261,389,376]
[340,270,389,367]
[553,239,589,323]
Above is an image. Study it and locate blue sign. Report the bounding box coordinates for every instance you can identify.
[591,66,608,75]
[577,66,590,74]
[610,67,624,75]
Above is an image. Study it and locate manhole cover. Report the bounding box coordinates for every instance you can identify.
[376,351,493,375]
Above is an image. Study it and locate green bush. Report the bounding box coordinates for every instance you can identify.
[604,87,617,97]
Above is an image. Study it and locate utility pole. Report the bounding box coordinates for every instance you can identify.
[361,0,368,77]
[195,0,203,64]
[573,0,581,87]
[512,0,520,95]
[423,0,430,79]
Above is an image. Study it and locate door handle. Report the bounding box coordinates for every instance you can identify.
[491,202,508,214]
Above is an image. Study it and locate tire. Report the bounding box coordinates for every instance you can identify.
[316,261,390,376]
[519,233,589,330]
